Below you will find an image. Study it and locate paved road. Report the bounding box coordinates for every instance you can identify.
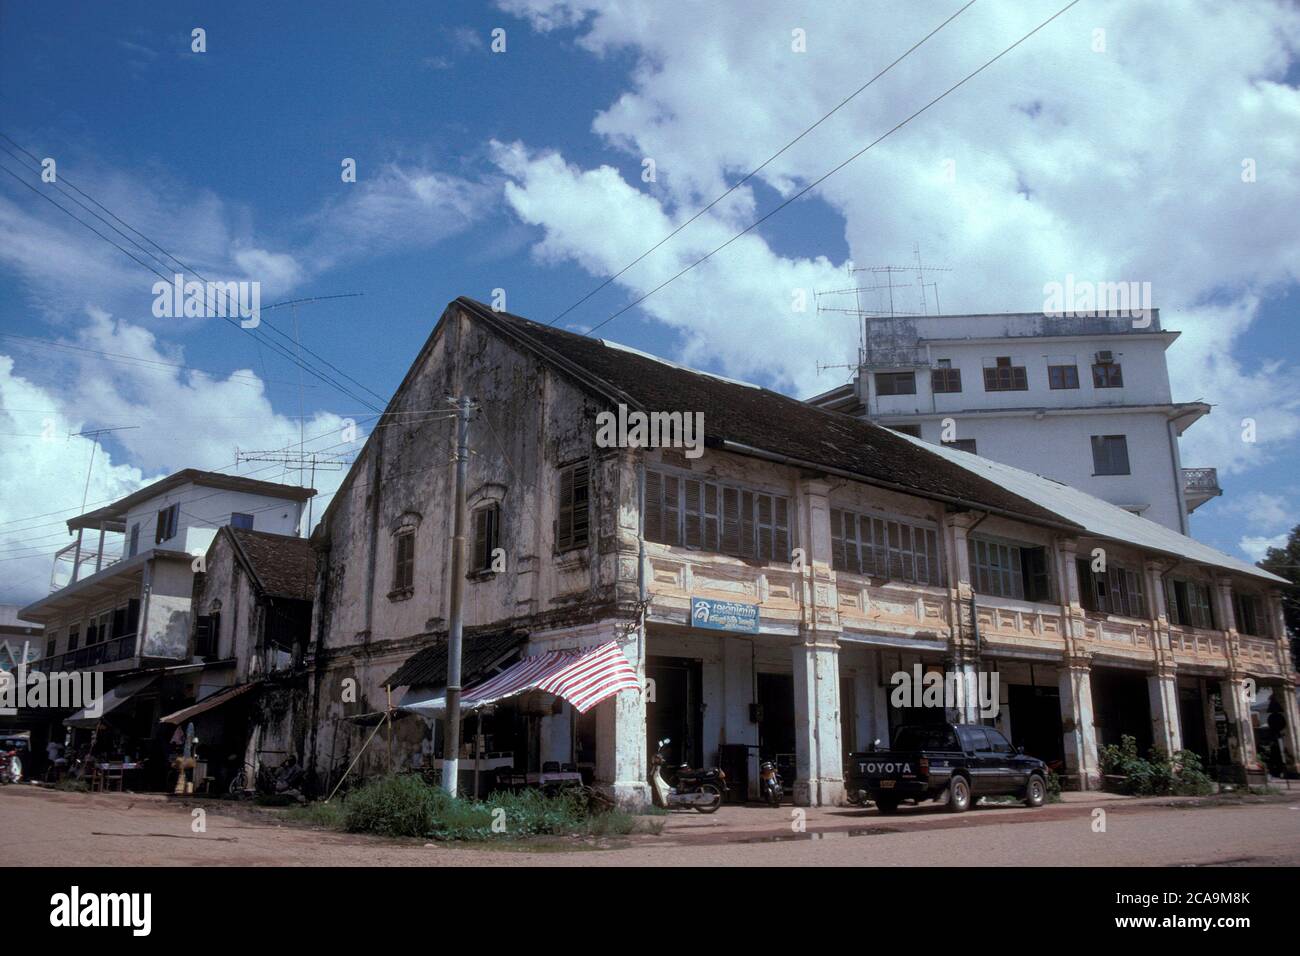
[2,786,1297,866]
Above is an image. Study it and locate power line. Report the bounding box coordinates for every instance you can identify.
[0,143,387,412]
[585,0,1083,337]
[545,0,981,328]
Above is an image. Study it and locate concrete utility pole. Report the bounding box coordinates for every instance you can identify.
[442,396,473,797]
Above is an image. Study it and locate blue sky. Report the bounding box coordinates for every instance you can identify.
[1,0,1298,603]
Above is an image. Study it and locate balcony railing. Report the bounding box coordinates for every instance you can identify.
[32,633,137,673]
[1182,467,1222,513]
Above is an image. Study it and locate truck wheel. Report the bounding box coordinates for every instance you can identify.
[946,776,971,813]
[874,796,899,815]
[1023,774,1046,808]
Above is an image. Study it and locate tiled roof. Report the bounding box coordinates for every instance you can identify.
[458,297,1080,531]
[229,528,318,601]
[385,629,525,689]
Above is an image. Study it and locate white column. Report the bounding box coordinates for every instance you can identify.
[1058,660,1100,790]
[792,632,843,806]
[1220,674,1258,774]
[1147,670,1183,755]
[596,634,650,807]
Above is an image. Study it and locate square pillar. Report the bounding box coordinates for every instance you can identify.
[539,705,572,765]
[1058,661,1100,790]
[596,636,650,808]
[792,633,843,806]
[1219,674,1258,774]
[1147,670,1183,755]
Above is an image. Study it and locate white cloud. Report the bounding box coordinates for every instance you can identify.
[493,0,1300,469]
[0,309,368,605]
[1239,533,1288,562]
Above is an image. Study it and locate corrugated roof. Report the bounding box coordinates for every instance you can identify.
[905,436,1284,584]
[385,630,525,689]
[228,528,318,601]
[458,298,1081,531]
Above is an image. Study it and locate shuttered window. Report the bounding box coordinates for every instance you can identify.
[1077,560,1147,617]
[393,530,415,591]
[556,462,591,552]
[471,504,500,573]
[830,508,943,586]
[1166,578,1215,629]
[644,469,789,562]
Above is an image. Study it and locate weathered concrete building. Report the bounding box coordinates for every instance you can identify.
[175,526,317,791]
[306,298,1297,806]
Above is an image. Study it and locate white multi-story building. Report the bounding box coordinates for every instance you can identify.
[23,469,314,675]
[806,311,1219,534]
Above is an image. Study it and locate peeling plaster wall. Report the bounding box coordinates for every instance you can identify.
[307,307,628,776]
[141,558,195,659]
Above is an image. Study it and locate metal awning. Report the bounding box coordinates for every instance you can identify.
[404,641,639,716]
[64,674,157,729]
[159,681,260,725]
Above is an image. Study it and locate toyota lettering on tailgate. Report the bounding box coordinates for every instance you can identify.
[860,761,912,774]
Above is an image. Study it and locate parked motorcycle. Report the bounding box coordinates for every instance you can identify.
[650,738,725,813]
[759,758,782,807]
[0,747,23,785]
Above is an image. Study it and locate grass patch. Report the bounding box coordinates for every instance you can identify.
[283,799,348,829]
[336,774,648,842]
[54,778,90,792]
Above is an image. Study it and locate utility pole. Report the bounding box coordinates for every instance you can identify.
[442,395,474,797]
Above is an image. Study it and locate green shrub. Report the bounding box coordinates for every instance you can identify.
[343,773,444,837]
[1100,735,1213,796]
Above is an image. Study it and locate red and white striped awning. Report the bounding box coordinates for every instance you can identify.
[461,641,640,714]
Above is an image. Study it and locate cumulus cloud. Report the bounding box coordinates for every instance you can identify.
[492,0,1300,493]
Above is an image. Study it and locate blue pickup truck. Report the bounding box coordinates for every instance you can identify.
[847,723,1048,814]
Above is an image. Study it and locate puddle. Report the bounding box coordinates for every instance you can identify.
[740,826,900,843]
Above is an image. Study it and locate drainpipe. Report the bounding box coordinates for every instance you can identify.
[1166,417,1190,535]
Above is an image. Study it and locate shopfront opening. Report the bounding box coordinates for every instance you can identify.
[646,656,703,769]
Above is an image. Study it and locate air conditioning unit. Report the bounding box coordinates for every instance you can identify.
[1095,350,1114,364]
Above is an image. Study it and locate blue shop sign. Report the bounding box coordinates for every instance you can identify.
[690,597,760,634]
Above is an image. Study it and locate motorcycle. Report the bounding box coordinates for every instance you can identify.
[0,747,23,785]
[650,738,725,813]
[759,758,782,807]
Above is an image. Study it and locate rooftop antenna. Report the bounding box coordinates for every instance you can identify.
[234,448,351,532]
[68,425,140,513]
[814,246,950,379]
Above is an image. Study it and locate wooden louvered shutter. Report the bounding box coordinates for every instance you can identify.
[702,483,720,552]
[556,466,574,551]
[683,479,702,549]
[473,508,489,571]
[740,491,755,558]
[571,463,590,547]
[721,487,741,556]
[830,509,846,572]
[644,470,664,543]
[756,494,773,560]
[663,474,680,546]
[773,496,789,564]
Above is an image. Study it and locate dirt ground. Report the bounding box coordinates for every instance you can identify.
[3,784,1298,866]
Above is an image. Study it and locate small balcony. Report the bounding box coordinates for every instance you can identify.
[1182,467,1222,513]
[32,633,137,673]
